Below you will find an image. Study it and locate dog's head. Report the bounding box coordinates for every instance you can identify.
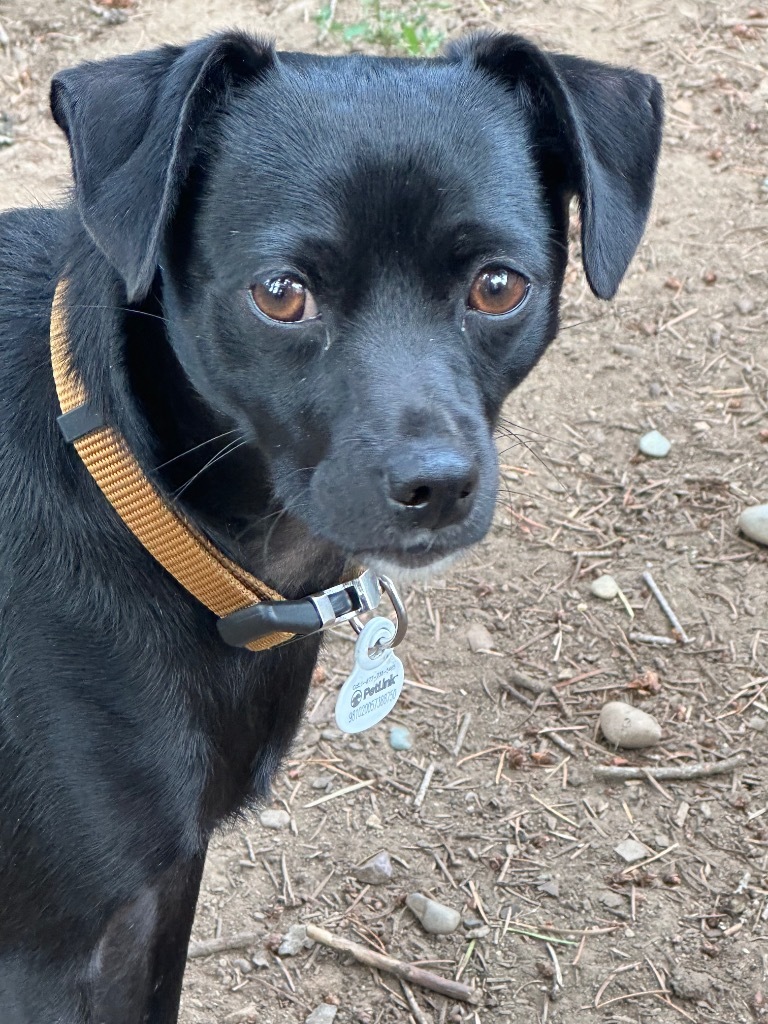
[51,32,662,577]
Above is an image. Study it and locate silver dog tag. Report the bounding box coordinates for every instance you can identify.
[335,617,404,734]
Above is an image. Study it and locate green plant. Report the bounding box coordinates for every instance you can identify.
[315,0,445,57]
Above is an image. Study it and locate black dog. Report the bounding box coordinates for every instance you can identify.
[0,30,662,1022]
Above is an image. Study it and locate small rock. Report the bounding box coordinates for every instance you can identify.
[648,381,662,398]
[353,850,393,885]
[406,892,461,934]
[311,774,334,790]
[232,958,252,974]
[600,890,624,909]
[251,953,270,969]
[736,297,755,316]
[537,878,560,898]
[466,925,491,938]
[305,1004,339,1024]
[389,725,413,751]
[747,715,766,732]
[591,574,619,600]
[278,924,314,957]
[462,915,484,929]
[670,969,713,1001]
[654,834,672,850]
[614,838,651,864]
[600,701,662,749]
[320,728,340,741]
[466,622,495,653]
[738,504,768,547]
[639,429,671,458]
[259,808,291,830]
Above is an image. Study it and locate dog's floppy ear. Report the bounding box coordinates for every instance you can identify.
[51,32,274,301]
[449,34,663,299]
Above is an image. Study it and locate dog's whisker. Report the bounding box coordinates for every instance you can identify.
[496,416,577,446]
[153,430,241,472]
[172,437,247,500]
[64,302,173,326]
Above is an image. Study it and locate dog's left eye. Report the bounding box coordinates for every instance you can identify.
[250,276,319,323]
[468,266,529,316]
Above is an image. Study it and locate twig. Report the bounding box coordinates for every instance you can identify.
[629,632,678,646]
[188,931,262,958]
[303,779,375,808]
[413,762,436,810]
[401,981,431,1024]
[641,571,691,644]
[594,755,746,781]
[453,713,473,756]
[621,843,679,875]
[305,924,482,1005]
[499,682,534,709]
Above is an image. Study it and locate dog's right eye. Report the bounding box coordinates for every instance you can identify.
[250,276,319,323]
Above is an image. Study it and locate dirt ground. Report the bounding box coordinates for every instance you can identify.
[1,0,767,1021]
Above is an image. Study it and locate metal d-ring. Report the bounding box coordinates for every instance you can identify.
[350,574,408,650]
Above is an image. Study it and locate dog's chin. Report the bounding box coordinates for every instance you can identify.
[360,550,466,586]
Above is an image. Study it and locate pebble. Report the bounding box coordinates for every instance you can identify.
[232,958,252,974]
[747,715,766,732]
[353,850,393,885]
[670,969,713,1001]
[648,381,662,398]
[600,890,624,909]
[590,574,619,600]
[614,838,651,863]
[389,725,413,751]
[735,297,755,316]
[311,774,334,790]
[406,892,461,934]
[465,622,495,653]
[738,504,768,547]
[305,1004,339,1024]
[278,924,314,957]
[639,429,671,458]
[259,808,291,830]
[600,701,662,749]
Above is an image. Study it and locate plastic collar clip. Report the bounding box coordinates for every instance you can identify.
[217,569,383,648]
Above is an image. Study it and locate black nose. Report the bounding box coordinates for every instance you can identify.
[386,447,479,530]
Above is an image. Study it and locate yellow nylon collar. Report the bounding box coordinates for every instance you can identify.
[50,281,290,652]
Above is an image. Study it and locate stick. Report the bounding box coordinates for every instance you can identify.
[594,756,746,782]
[401,981,431,1024]
[305,924,482,1005]
[629,632,678,647]
[413,762,436,810]
[453,713,473,757]
[187,930,263,958]
[641,572,691,644]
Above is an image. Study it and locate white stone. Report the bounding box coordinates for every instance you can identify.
[406,892,461,934]
[278,924,314,957]
[305,1004,338,1024]
[639,430,671,458]
[591,574,619,600]
[738,504,768,546]
[600,701,661,749]
[259,808,291,830]
[465,622,495,653]
[614,838,651,863]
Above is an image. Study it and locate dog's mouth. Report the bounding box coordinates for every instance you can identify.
[361,548,465,585]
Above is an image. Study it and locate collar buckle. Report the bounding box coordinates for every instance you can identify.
[217,569,384,648]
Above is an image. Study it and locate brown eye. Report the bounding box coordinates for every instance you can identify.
[250,276,319,323]
[468,266,529,316]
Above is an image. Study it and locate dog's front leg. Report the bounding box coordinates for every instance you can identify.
[89,851,206,1024]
